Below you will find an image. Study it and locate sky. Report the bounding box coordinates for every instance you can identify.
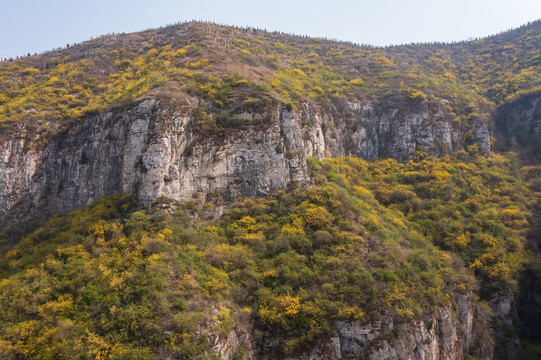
[1,0,540,59]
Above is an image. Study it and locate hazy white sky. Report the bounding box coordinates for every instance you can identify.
[1,0,540,59]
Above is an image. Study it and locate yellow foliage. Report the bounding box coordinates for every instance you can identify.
[233,216,257,230]
[241,307,252,315]
[109,274,122,290]
[146,49,159,57]
[277,294,301,315]
[89,223,106,245]
[431,169,452,182]
[281,221,305,237]
[203,268,230,296]
[217,305,230,320]
[148,253,162,266]
[174,48,188,57]
[444,71,456,80]
[452,232,471,249]
[21,67,40,76]
[408,89,427,101]
[291,68,307,77]
[470,252,496,271]
[337,305,365,319]
[185,58,209,69]
[272,42,288,51]
[477,233,498,248]
[500,209,529,229]
[396,307,415,318]
[363,214,381,231]
[204,225,219,236]
[487,262,512,281]
[233,38,251,47]
[179,274,200,291]
[260,293,301,326]
[37,294,73,317]
[158,228,172,240]
[264,269,279,278]
[303,205,332,228]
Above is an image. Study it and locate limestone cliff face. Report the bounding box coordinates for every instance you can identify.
[0,94,490,224]
[491,294,520,360]
[209,294,493,360]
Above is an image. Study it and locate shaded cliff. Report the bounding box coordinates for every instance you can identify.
[494,89,541,162]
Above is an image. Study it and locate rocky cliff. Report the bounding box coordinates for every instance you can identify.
[494,90,541,159]
[207,294,493,360]
[0,94,490,225]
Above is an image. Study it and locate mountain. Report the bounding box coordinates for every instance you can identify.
[2,20,541,226]
[0,20,541,360]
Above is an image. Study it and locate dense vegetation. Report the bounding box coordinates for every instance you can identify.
[0,151,534,359]
[1,20,540,138]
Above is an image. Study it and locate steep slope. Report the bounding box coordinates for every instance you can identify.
[4,20,541,224]
[2,152,530,359]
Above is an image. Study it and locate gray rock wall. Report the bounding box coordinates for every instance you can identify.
[0,95,490,224]
[219,294,493,360]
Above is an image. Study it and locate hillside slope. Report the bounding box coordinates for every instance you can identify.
[1,152,532,359]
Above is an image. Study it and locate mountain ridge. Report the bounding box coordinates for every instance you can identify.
[1,19,540,130]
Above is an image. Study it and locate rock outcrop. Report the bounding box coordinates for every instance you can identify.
[491,294,520,360]
[215,294,493,360]
[0,94,491,225]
